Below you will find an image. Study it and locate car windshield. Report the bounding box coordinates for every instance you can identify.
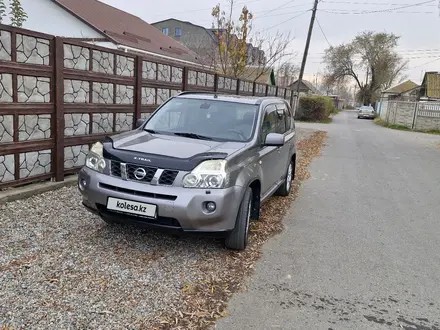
[360,106,374,111]
[144,97,259,142]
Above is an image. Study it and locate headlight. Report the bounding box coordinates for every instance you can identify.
[182,160,228,189]
[85,142,106,172]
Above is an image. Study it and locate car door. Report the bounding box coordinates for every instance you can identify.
[274,103,292,181]
[258,104,283,197]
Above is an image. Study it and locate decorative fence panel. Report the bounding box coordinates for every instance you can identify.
[0,27,56,188]
[0,23,295,189]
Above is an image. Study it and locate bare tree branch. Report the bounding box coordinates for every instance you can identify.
[211,1,294,83]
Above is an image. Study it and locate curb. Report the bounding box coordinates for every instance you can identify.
[0,175,78,205]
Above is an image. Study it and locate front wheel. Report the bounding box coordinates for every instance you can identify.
[225,187,253,251]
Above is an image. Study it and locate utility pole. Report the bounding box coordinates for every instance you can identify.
[294,0,319,114]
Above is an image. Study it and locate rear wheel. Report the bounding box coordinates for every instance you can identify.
[225,187,253,251]
[276,161,294,196]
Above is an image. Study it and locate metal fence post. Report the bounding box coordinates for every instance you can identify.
[134,55,142,126]
[214,73,219,92]
[53,37,65,182]
[182,67,189,91]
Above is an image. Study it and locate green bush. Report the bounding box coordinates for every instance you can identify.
[296,96,335,122]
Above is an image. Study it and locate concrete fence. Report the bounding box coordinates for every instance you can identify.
[381,101,440,131]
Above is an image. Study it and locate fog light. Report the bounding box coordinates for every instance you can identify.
[78,178,87,191]
[205,201,216,212]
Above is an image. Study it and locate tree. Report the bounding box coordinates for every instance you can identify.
[322,31,408,105]
[0,0,7,23]
[212,1,252,78]
[211,0,294,83]
[276,62,299,87]
[0,0,27,27]
[9,0,27,27]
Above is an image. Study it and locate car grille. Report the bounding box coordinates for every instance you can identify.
[110,160,179,186]
[126,163,156,183]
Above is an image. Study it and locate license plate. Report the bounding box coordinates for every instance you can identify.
[107,197,157,218]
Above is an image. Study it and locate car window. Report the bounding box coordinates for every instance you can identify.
[275,108,286,134]
[360,106,374,111]
[261,103,287,140]
[145,97,259,142]
[276,103,291,132]
[261,104,278,141]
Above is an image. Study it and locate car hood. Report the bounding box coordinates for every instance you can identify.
[108,130,246,159]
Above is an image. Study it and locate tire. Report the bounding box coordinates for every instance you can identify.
[276,160,294,197]
[225,187,253,251]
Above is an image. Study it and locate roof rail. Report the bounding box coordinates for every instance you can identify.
[177,91,218,96]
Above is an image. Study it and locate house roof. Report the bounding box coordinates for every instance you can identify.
[289,79,321,95]
[383,80,419,94]
[237,66,273,84]
[421,72,440,99]
[53,0,199,64]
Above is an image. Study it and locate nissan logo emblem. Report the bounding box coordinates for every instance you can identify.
[133,168,147,180]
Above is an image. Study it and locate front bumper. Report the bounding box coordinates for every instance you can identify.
[78,167,243,232]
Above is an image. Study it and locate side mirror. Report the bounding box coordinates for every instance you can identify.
[136,119,146,129]
[264,133,284,147]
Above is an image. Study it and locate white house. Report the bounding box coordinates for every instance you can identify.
[1,0,201,67]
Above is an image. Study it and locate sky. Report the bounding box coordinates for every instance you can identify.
[102,0,440,87]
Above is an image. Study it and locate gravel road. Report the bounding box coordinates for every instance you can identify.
[0,128,321,329]
[216,111,440,330]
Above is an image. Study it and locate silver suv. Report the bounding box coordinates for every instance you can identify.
[78,92,296,250]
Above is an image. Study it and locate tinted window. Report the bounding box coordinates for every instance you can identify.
[261,105,277,140]
[261,104,287,140]
[145,98,258,142]
[277,103,291,132]
[275,108,286,134]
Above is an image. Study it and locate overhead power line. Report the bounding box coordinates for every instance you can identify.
[261,10,311,31]
[316,18,331,47]
[254,0,296,19]
[253,1,312,15]
[412,57,440,69]
[321,0,437,5]
[320,0,437,14]
[154,0,265,17]
[321,9,435,14]
[255,9,314,19]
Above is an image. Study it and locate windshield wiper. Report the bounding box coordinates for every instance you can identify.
[144,128,159,134]
[173,132,214,140]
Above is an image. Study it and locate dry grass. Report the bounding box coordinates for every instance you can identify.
[147,131,328,330]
